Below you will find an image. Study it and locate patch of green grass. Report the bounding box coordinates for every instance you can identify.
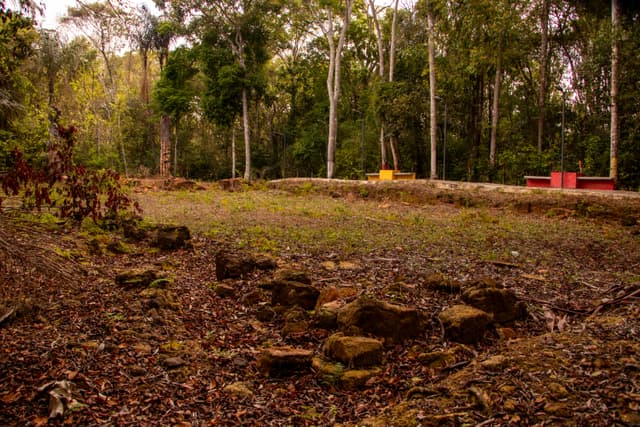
[105,311,126,323]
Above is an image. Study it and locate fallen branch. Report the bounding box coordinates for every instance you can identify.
[519,296,588,315]
[0,306,16,326]
[590,286,640,316]
[481,260,521,269]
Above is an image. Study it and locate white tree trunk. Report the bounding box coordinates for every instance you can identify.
[427,4,438,179]
[231,123,237,179]
[388,0,399,171]
[610,0,620,182]
[242,86,251,181]
[325,0,352,179]
[369,0,387,168]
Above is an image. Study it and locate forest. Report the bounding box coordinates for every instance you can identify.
[1,0,640,188]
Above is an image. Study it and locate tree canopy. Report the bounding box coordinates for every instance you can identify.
[0,0,639,188]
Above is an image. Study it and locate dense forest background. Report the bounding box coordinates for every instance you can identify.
[1,0,639,188]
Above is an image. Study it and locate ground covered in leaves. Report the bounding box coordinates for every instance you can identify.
[1,178,640,426]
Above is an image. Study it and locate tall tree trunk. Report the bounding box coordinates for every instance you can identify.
[610,0,620,182]
[140,49,149,104]
[427,3,438,179]
[232,124,237,179]
[242,86,251,181]
[160,115,172,177]
[173,117,179,176]
[368,0,387,168]
[537,0,550,154]
[467,75,483,181]
[117,109,128,177]
[388,0,400,171]
[489,38,503,170]
[324,0,353,179]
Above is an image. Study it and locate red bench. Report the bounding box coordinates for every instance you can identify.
[526,172,614,190]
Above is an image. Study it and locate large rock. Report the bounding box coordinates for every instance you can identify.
[215,251,276,280]
[282,306,310,336]
[462,279,526,323]
[274,269,312,285]
[271,280,320,310]
[315,285,358,309]
[115,268,159,289]
[122,220,148,241]
[337,295,427,343]
[324,333,383,367]
[438,304,491,344]
[154,226,191,250]
[314,301,342,329]
[312,357,381,390]
[256,347,313,377]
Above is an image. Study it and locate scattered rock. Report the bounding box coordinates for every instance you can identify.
[417,349,458,369]
[214,284,235,298]
[312,356,344,382]
[282,306,310,336]
[337,295,427,344]
[274,269,312,285]
[312,357,380,390]
[315,285,357,309]
[438,305,492,344]
[339,368,380,391]
[324,333,383,367]
[122,220,148,241]
[271,280,320,310]
[162,356,186,369]
[153,225,191,250]
[115,268,159,289]
[215,251,275,280]
[462,280,526,323]
[422,273,462,293]
[314,301,342,329]
[256,347,313,377]
[107,240,130,254]
[223,382,253,399]
[254,255,277,271]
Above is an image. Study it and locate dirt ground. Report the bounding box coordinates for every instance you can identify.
[1,178,639,426]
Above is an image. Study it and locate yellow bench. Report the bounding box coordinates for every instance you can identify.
[366,170,416,181]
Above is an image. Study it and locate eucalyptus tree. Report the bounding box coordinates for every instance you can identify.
[318,0,353,179]
[609,0,620,182]
[368,0,400,170]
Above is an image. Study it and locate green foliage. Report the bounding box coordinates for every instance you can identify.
[0,6,37,129]
[152,47,198,118]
